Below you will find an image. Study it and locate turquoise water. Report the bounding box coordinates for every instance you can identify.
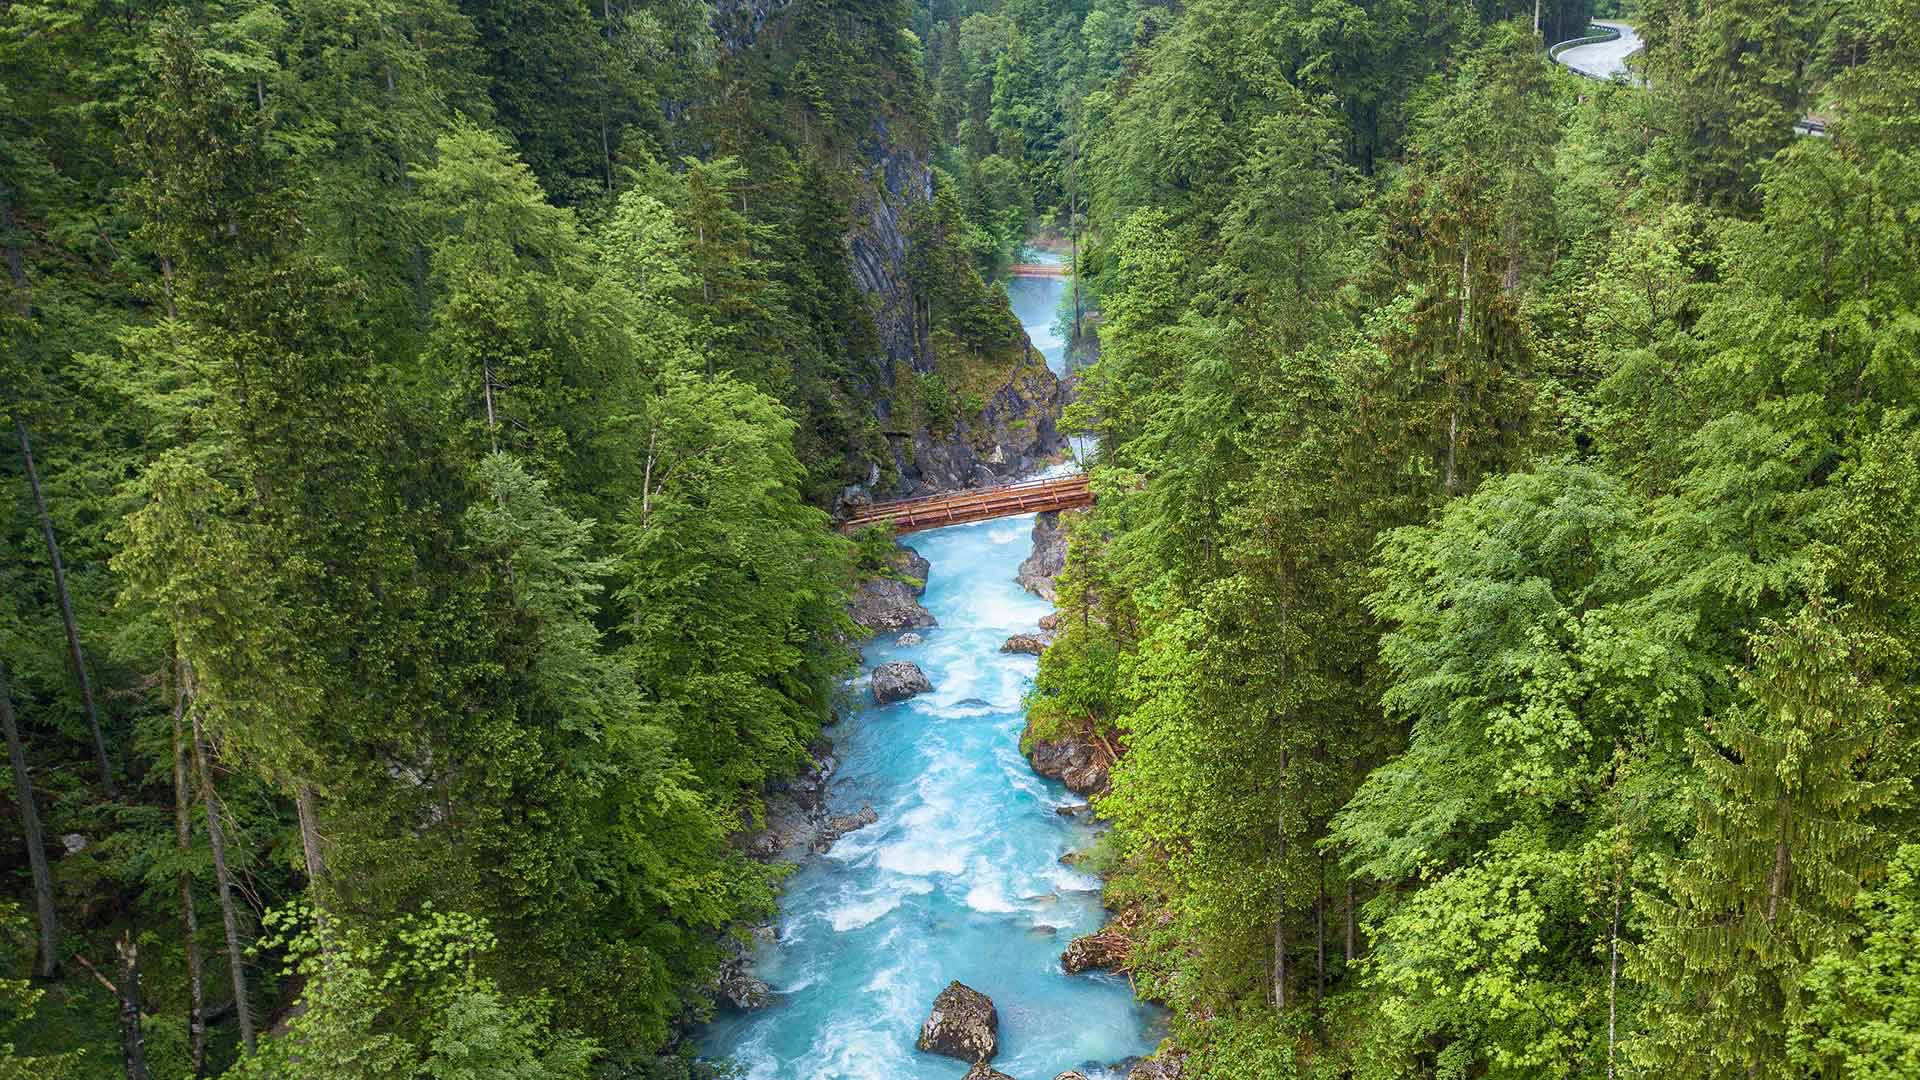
[701,269,1157,1080]
[1006,247,1070,376]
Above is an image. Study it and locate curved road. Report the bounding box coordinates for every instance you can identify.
[1555,21,1643,82]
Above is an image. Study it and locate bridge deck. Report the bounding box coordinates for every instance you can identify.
[1008,262,1069,277]
[840,474,1092,534]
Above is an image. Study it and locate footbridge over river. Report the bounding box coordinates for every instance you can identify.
[839,473,1092,534]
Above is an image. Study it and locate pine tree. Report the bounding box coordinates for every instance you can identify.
[1638,604,1906,1079]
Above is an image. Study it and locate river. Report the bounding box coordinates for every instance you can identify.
[701,254,1159,1078]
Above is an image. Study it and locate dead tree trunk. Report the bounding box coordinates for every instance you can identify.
[187,678,254,1052]
[14,413,114,795]
[1,662,58,978]
[116,933,153,1080]
[171,656,206,1074]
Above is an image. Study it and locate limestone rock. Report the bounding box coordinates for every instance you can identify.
[1128,1053,1188,1080]
[916,980,998,1063]
[1001,633,1047,655]
[963,1066,1018,1080]
[1038,612,1060,632]
[1054,1073,1093,1080]
[848,546,934,634]
[1016,510,1071,601]
[1026,732,1109,795]
[743,744,837,859]
[1061,929,1129,974]
[872,660,933,704]
[813,806,879,853]
[897,632,925,647]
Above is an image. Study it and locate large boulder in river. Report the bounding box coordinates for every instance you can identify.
[1016,510,1072,601]
[916,981,999,1062]
[1001,633,1047,655]
[1054,1073,1093,1080]
[849,546,935,633]
[964,1067,1018,1080]
[872,660,933,704]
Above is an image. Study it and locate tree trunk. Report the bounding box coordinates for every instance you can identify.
[1344,878,1356,963]
[1272,749,1289,1011]
[116,933,153,1080]
[296,783,326,887]
[14,413,115,796]
[187,680,255,1053]
[1,663,59,978]
[1315,857,1326,1005]
[1607,875,1622,1080]
[171,656,206,1075]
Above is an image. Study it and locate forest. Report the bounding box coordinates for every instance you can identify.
[3,0,1917,1078]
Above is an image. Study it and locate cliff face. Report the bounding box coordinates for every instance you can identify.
[841,121,1067,505]
[711,3,1067,509]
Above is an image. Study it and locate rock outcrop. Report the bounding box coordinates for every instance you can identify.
[1001,633,1047,655]
[897,632,925,647]
[813,806,878,853]
[1026,732,1109,795]
[711,923,778,1011]
[916,981,999,1063]
[963,1067,1018,1080]
[743,743,837,859]
[715,962,771,1010]
[872,660,933,704]
[1016,510,1072,601]
[1054,1072,1093,1080]
[1128,1053,1188,1080]
[850,546,935,634]
[1061,928,1130,974]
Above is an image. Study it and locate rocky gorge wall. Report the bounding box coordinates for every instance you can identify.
[710,1,1068,509]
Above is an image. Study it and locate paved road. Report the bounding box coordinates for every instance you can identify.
[1555,21,1643,82]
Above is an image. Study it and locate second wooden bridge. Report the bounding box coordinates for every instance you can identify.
[840,474,1092,534]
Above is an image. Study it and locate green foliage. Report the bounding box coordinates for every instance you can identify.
[229,904,597,1079]
[1793,844,1920,1079]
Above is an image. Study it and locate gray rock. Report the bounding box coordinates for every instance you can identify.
[1128,1054,1188,1080]
[1001,633,1047,655]
[60,833,87,856]
[850,578,935,634]
[849,546,935,634]
[1055,1073,1093,1080]
[717,966,771,1010]
[1016,510,1072,601]
[873,660,933,704]
[897,632,925,647]
[1054,803,1092,817]
[743,744,837,859]
[813,805,879,853]
[963,1066,1017,1080]
[1026,731,1109,795]
[1062,930,1128,974]
[917,981,999,1063]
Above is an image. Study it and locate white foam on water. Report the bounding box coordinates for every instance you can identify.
[829,894,900,932]
[875,840,966,877]
[964,880,1016,914]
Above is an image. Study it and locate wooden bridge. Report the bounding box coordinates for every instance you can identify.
[839,474,1092,534]
[1008,262,1070,277]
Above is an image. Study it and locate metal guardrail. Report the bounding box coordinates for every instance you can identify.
[1548,24,1622,65]
[1550,22,1830,137]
